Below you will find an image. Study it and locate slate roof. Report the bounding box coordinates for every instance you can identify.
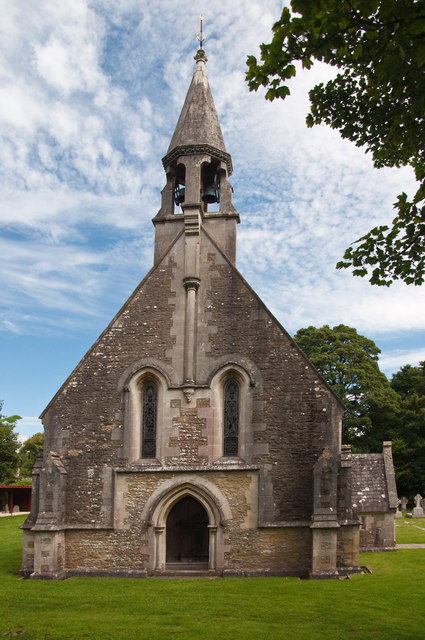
[351,443,398,513]
[351,454,389,512]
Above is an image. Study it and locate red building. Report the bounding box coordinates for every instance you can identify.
[0,486,31,514]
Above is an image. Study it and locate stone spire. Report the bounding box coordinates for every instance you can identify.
[162,49,232,176]
[167,49,227,156]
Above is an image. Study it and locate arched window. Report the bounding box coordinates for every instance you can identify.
[141,381,157,458]
[223,379,239,456]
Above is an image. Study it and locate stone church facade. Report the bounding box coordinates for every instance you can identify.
[22,49,388,579]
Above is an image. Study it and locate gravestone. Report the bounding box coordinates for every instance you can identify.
[412,494,425,518]
[395,499,402,519]
[400,496,409,511]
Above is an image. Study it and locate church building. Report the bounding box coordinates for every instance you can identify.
[22,48,382,579]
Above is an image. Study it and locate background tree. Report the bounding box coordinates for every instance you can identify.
[293,329,425,498]
[293,324,398,446]
[0,401,21,484]
[18,432,44,479]
[388,363,425,498]
[246,0,425,286]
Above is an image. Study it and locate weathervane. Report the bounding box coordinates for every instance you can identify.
[196,15,206,49]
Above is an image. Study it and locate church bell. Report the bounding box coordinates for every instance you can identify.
[174,185,185,205]
[202,186,219,204]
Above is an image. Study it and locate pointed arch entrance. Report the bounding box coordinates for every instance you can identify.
[166,496,209,569]
[149,481,225,573]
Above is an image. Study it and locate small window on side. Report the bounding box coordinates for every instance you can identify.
[223,379,239,457]
[141,381,157,458]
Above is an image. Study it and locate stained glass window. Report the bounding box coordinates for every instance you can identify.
[223,379,239,457]
[142,381,157,458]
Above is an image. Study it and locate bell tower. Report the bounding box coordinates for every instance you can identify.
[153,47,239,265]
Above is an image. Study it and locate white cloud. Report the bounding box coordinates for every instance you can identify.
[379,350,425,377]
[35,34,102,96]
[16,417,44,441]
[125,127,152,159]
[0,84,45,130]
[0,317,21,334]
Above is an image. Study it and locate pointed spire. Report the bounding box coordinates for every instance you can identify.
[167,50,227,154]
[163,48,232,176]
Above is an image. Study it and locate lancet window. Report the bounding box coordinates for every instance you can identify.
[141,381,157,458]
[223,379,239,456]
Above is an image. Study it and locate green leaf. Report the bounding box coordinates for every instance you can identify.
[416,45,425,67]
[410,19,425,35]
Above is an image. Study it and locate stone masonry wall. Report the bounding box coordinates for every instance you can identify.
[64,526,312,577]
[358,512,395,550]
[166,400,209,466]
[336,525,360,568]
[65,469,312,576]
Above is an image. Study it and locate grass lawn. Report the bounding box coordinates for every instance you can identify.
[1,515,424,639]
[395,512,425,543]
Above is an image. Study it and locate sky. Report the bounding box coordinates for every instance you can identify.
[1,0,424,440]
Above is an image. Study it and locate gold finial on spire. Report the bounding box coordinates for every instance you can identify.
[196,15,206,49]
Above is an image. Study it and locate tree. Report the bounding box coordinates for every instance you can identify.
[293,324,398,445]
[246,0,425,286]
[391,362,425,397]
[0,401,21,484]
[19,432,44,479]
[388,363,425,498]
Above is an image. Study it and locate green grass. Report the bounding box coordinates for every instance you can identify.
[395,513,425,543]
[1,515,424,639]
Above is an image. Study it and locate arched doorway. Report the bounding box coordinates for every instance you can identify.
[166,496,209,569]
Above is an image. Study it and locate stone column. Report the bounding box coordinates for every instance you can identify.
[183,277,200,384]
[154,526,165,570]
[208,525,217,570]
[157,169,175,219]
[182,186,201,385]
[121,386,132,459]
[182,155,202,204]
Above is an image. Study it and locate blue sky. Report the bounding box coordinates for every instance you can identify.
[1,0,424,440]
